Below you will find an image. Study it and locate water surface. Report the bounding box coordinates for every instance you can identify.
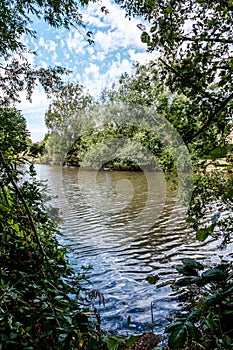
[35,164,232,334]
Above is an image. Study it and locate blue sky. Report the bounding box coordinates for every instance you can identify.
[17,0,157,141]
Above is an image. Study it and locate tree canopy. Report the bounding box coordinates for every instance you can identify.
[0,108,29,155]
[0,0,97,105]
[121,0,233,153]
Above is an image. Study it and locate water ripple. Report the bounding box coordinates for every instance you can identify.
[36,164,228,334]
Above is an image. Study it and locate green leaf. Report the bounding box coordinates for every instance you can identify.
[9,332,17,339]
[223,285,233,298]
[127,315,131,328]
[196,225,215,242]
[166,5,173,14]
[141,31,151,44]
[125,335,140,346]
[176,266,198,276]
[204,318,217,332]
[185,321,201,340]
[146,275,160,284]
[0,279,5,287]
[63,315,72,324]
[58,333,68,342]
[204,292,222,307]
[182,258,204,270]
[175,277,195,286]
[190,277,207,287]
[33,298,41,303]
[106,335,126,350]
[187,309,201,322]
[168,327,186,349]
[165,321,184,332]
[202,268,228,282]
[215,263,229,271]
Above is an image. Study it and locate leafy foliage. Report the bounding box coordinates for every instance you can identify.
[43,67,193,174]
[166,259,233,349]
[187,169,233,245]
[121,0,233,157]
[0,0,96,105]
[118,2,233,348]
[0,108,29,154]
[0,109,106,349]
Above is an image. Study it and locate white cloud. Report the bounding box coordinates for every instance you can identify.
[87,46,95,56]
[94,30,113,52]
[79,0,146,56]
[106,58,132,82]
[81,56,133,97]
[128,49,158,64]
[85,63,100,76]
[92,50,107,62]
[66,31,87,54]
[38,37,57,52]
[82,1,109,28]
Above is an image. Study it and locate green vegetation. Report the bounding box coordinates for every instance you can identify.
[166,259,233,349]
[42,65,191,174]
[119,1,233,349]
[0,108,106,349]
[203,145,231,160]
[0,1,106,349]
[1,0,233,349]
[0,0,97,106]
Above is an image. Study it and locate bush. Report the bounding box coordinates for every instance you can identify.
[166,258,233,349]
[0,109,105,349]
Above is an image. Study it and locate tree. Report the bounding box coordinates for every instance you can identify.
[43,65,192,178]
[121,0,233,155]
[0,3,107,348]
[0,108,29,155]
[116,0,233,229]
[44,82,94,163]
[117,3,233,347]
[0,0,96,105]
[45,82,93,131]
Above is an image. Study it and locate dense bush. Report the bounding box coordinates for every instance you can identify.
[0,108,105,349]
[166,259,233,349]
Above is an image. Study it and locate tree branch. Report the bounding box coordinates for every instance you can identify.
[159,57,217,102]
[159,58,233,143]
[171,36,233,44]
[186,91,233,143]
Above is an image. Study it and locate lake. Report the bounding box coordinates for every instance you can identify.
[35,164,232,335]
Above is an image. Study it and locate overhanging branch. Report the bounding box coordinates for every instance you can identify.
[159,57,217,102]
[186,91,233,143]
[171,36,233,44]
[159,58,233,143]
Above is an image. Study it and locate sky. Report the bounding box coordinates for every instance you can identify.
[17,0,157,141]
